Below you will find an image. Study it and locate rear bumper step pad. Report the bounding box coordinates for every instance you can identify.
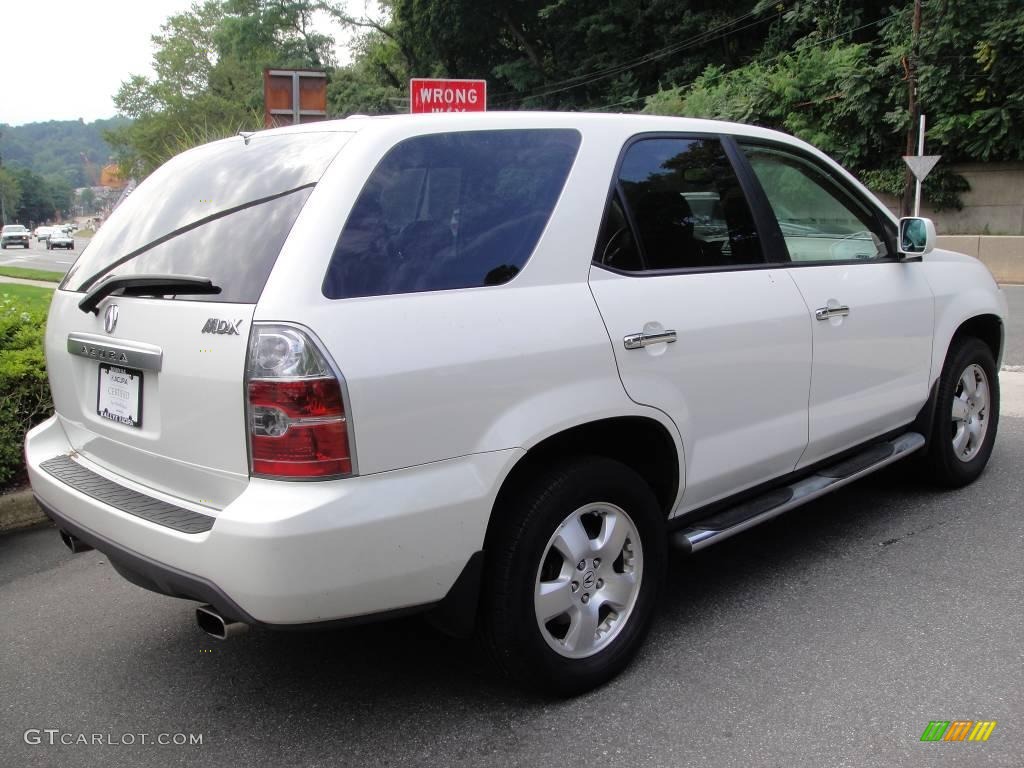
[40,455,215,534]
[672,432,925,554]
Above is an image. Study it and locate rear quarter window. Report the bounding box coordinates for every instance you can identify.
[322,129,582,300]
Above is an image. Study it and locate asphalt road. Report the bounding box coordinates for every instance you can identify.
[1002,285,1023,368]
[2,376,1022,767]
[0,236,87,272]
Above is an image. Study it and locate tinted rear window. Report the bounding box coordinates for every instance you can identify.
[322,129,581,299]
[63,131,351,301]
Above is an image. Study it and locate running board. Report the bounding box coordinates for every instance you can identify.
[671,432,926,554]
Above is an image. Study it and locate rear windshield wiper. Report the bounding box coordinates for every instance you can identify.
[78,274,221,315]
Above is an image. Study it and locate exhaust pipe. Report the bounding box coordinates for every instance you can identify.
[59,529,93,554]
[196,605,249,640]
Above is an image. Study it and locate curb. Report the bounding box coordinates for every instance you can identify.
[0,489,49,533]
[0,276,59,288]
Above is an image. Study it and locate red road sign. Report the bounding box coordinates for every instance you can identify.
[410,78,487,113]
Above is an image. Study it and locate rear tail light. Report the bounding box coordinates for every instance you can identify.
[245,324,354,479]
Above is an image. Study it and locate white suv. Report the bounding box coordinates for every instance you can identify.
[27,113,1007,694]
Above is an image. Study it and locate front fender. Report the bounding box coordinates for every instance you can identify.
[922,250,1008,379]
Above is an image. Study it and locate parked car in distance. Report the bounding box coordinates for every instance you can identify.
[1,224,31,248]
[26,113,1008,696]
[47,229,74,250]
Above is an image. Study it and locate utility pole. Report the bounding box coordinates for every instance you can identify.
[901,0,923,217]
[914,113,926,216]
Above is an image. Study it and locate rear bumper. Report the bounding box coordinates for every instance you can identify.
[27,415,520,625]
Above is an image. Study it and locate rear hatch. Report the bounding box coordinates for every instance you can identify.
[46,130,351,509]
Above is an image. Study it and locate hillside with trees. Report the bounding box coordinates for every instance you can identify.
[0,118,127,188]
[107,0,1024,211]
[0,118,129,224]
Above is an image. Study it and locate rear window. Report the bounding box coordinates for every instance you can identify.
[63,131,351,302]
[322,129,581,300]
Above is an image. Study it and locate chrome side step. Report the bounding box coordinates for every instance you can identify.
[671,432,926,554]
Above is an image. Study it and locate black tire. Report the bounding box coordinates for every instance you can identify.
[922,336,999,487]
[480,456,666,696]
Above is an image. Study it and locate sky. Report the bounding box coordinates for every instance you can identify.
[0,0,352,126]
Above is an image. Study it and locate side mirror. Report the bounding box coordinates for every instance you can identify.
[898,217,936,257]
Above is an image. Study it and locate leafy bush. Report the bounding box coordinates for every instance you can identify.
[0,295,52,489]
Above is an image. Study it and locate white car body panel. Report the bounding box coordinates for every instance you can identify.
[785,262,935,467]
[44,291,253,509]
[589,267,812,511]
[26,416,522,623]
[919,249,1008,377]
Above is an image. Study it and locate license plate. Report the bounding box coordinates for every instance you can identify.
[97,364,143,428]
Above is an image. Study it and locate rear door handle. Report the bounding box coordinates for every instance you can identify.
[624,330,677,350]
[815,305,850,321]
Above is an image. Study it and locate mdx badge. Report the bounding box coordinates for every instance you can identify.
[202,318,244,335]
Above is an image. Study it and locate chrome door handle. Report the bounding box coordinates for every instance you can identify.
[815,305,850,321]
[624,330,677,350]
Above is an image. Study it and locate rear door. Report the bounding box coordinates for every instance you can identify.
[46,131,350,509]
[736,141,934,467]
[588,135,812,512]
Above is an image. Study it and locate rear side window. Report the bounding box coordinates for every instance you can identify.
[603,137,763,271]
[322,129,581,300]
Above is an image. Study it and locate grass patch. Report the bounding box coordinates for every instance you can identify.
[0,266,63,283]
[74,229,95,238]
[0,284,54,316]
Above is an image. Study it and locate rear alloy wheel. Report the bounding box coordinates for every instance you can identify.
[481,456,665,696]
[924,337,999,487]
[534,502,643,659]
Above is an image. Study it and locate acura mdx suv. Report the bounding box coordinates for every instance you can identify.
[27,113,1007,694]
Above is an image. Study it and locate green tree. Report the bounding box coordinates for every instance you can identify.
[642,1,1021,209]
[916,0,1024,162]
[11,169,56,225]
[109,0,334,179]
[0,168,21,224]
[326,0,773,114]
[79,187,96,215]
[0,118,126,188]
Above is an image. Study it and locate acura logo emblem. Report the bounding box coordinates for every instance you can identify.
[103,304,119,334]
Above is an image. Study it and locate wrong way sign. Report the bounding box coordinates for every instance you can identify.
[410,78,487,113]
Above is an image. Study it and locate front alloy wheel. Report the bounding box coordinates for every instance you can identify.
[950,363,991,462]
[924,336,999,487]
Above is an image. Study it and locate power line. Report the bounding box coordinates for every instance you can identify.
[488,7,763,101]
[493,7,780,108]
[591,10,902,113]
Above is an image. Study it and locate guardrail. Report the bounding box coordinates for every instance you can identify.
[937,236,1024,284]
